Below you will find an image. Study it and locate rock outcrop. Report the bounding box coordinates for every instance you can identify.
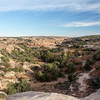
[7,91,79,100]
[80,89,100,100]
[7,89,100,100]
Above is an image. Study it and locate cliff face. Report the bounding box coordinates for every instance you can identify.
[7,91,79,100]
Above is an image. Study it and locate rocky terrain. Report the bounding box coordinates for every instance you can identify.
[7,91,79,100]
[0,36,65,50]
[0,35,100,100]
[81,89,100,100]
[0,36,65,90]
[6,89,100,100]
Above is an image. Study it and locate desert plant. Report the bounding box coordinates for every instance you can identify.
[74,50,80,57]
[68,73,77,82]
[13,66,24,72]
[44,63,58,72]
[84,59,95,71]
[11,49,34,63]
[40,50,54,62]
[2,67,12,72]
[35,63,64,82]
[17,78,31,92]
[0,56,10,67]
[1,56,9,62]
[50,48,64,53]
[7,83,17,95]
[7,78,31,95]
[93,50,100,60]
[35,71,46,82]
[66,63,76,74]
[0,48,9,57]
[60,55,68,67]
[67,51,72,58]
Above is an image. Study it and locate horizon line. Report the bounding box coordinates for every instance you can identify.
[0,34,99,38]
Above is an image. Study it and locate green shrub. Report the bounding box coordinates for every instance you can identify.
[1,56,9,62]
[20,44,28,51]
[84,59,94,71]
[40,50,54,62]
[17,78,31,93]
[1,62,11,67]
[7,83,17,95]
[35,70,56,82]
[67,51,72,58]
[13,66,24,72]
[35,71,46,82]
[0,48,9,57]
[44,63,60,81]
[68,74,77,82]
[74,50,80,57]
[67,63,76,74]
[7,78,31,95]
[44,63,58,72]
[35,63,64,82]
[54,53,67,68]
[60,55,67,67]
[11,49,34,63]
[50,48,64,53]
[2,67,12,72]
[34,51,41,58]
[0,56,10,67]
[93,50,100,60]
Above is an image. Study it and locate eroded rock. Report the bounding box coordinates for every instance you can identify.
[7,91,79,100]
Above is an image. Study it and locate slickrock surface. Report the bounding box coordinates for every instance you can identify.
[7,89,100,100]
[80,89,100,100]
[7,91,79,100]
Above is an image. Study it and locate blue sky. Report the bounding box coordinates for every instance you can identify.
[0,0,100,37]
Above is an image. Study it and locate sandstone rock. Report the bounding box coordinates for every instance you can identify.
[6,45,15,53]
[0,78,17,90]
[9,59,16,68]
[81,89,100,100]
[0,70,4,75]
[7,91,79,100]
[4,71,16,78]
[0,91,7,100]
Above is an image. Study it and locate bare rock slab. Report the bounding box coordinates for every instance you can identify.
[7,91,79,100]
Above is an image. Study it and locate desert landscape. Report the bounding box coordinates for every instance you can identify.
[0,0,100,99]
[0,36,99,100]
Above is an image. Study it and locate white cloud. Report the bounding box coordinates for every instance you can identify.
[0,0,100,13]
[62,21,100,27]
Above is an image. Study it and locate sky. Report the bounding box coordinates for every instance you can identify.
[0,0,100,37]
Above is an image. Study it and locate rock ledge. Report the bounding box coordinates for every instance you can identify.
[7,91,79,100]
